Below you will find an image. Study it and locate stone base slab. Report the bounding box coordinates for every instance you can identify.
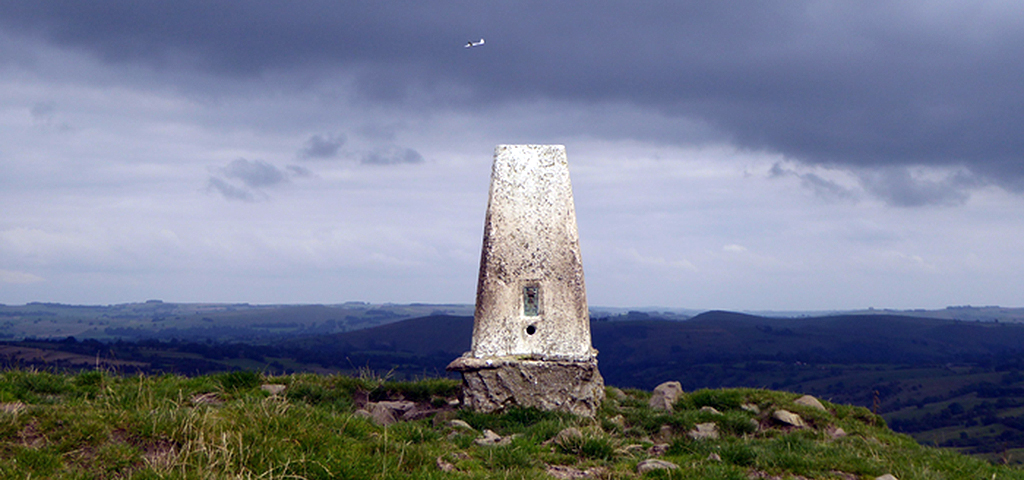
[447,356,605,417]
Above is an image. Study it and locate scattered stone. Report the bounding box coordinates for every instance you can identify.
[827,426,848,439]
[700,406,722,415]
[649,381,683,410]
[546,465,588,479]
[447,398,460,406]
[260,384,286,396]
[707,452,722,462]
[875,475,898,480]
[608,414,625,428]
[449,419,474,431]
[654,425,674,443]
[648,443,669,456]
[474,429,511,446]
[794,395,827,411]
[366,400,416,426]
[353,409,371,418]
[741,403,761,414]
[637,459,678,474]
[369,404,396,426]
[688,422,719,440]
[402,408,441,421]
[436,457,457,472]
[545,465,607,479]
[772,409,806,428]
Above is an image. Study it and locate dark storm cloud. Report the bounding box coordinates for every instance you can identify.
[361,147,424,166]
[5,2,1024,190]
[298,134,345,160]
[858,167,978,208]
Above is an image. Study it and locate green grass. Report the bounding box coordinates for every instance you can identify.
[0,370,1022,479]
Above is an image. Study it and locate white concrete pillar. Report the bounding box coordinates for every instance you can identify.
[469,145,594,361]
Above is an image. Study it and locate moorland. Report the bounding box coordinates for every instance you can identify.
[3,302,1024,464]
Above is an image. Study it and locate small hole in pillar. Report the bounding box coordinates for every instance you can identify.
[526,325,537,335]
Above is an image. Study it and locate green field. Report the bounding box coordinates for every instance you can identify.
[2,369,1022,479]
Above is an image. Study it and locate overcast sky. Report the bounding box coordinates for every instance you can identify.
[2,2,1023,310]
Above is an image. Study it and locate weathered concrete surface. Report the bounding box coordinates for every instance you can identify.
[448,356,605,417]
[452,145,603,417]
[470,145,594,361]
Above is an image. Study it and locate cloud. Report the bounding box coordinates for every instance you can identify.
[30,101,55,122]
[6,2,1024,191]
[770,163,858,202]
[858,167,978,207]
[0,269,44,284]
[221,158,287,188]
[29,100,71,131]
[298,133,345,160]
[286,165,314,177]
[206,158,294,202]
[206,177,257,202]
[361,147,424,166]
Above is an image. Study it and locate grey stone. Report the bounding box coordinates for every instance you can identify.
[649,381,683,410]
[794,394,827,411]
[875,475,899,480]
[707,453,722,462]
[654,425,674,443]
[474,429,505,446]
[260,384,286,396]
[448,356,605,417]
[688,422,719,440]
[546,465,605,479]
[436,457,456,472]
[648,444,669,456]
[828,426,848,439]
[700,406,722,415]
[366,401,416,426]
[741,403,761,414]
[637,459,679,474]
[448,419,474,430]
[772,409,806,428]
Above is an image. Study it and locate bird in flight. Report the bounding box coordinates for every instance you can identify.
[465,38,485,48]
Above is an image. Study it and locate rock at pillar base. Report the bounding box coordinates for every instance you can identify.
[447,356,605,417]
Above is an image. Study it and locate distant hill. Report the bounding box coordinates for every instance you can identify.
[282,310,1024,389]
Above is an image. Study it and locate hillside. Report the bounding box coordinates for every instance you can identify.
[1,370,1021,479]
[7,311,1024,462]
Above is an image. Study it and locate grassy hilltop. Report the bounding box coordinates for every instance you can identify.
[1,370,1022,479]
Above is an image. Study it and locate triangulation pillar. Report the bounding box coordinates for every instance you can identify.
[447,145,604,417]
